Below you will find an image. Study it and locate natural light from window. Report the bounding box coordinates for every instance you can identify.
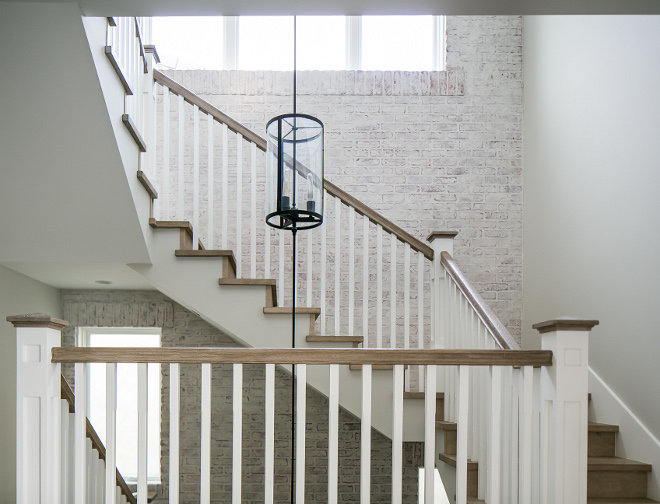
[153,15,441,71]
[82,329,161,484]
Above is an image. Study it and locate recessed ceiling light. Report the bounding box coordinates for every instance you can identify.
[95,280,113,285]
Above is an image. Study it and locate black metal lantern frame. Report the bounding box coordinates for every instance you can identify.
[265,113,324,232]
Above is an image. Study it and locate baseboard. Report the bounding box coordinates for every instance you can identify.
[589,367,660,500]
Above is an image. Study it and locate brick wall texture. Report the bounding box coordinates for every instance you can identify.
[61,290,423,503]
[159,16,524,341]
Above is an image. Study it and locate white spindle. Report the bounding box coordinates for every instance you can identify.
[519,366,533,503]
[296,364,307,504]
[306,228,313,306]
[456,365,469,504]
[236,133,243,277]
[404,244,410,389]
[376,225,383,348]
[264,222,271,279]
[61,402,71,504]
[390,235,397,349]
[348,207,355,335]
[360,364,372,504]
[510,368,520,504]
[279,232,285,305]
[320,209,327,335]
[151,82,159,219]
[334,198,341,335]
[222,124,229,249]
[488,366,503,504]
[137,363,148,504]
[170,363,180,504]
[328,364,339,504]
[162,88,170,220]
[362,217,369,347]
[86,439,95,504]
[105,364,117,504]
[233,364,243,504]
[177,95,184,221]
[193,105,200,250]
[74,363,87,504]
[417,253,425,390]
[501,368,511,504]
[424,366,437,504]
[265,364,275,504]
[201,363,211,504]
[251,143,257,277]
[207,116,215,248]
[478,330,488,501]
[392,364,404,504]
[96,456,104,504]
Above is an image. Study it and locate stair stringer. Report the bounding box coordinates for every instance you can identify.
[130,226,425,442]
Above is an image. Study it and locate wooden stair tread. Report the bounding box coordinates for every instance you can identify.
[590,422,620,433]
[175,249,233,258]
[219,278,276,286]
[306,335,364,343]
[264,307,320,316]
[137,171,158,199]
[438,453,478,470]
[436,420,457,431]
[403,391,444,399]
[149,218,192,231]
[588,457,652,472]
[349,364,408,371]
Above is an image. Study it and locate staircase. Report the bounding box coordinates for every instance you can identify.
[21,15,655,504]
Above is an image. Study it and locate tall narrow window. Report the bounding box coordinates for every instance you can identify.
[79,328,162,484]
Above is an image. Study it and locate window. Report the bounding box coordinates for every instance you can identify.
[152,15,445,71]
[79,327,162,484]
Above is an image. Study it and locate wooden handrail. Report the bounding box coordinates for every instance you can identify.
[61,377,138,504]
[153,69,435,260]
[440,251,520,350]
[53,347,550,367]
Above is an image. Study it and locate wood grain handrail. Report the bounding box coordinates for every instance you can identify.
[61,376,137,504]
[153,69,434,260]
[440,251,520,350]
[53,347,550,367]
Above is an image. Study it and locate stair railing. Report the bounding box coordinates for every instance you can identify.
[150,70,434,389]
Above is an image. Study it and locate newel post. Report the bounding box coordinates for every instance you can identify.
[7,314,68,504]
[534,317,599,504]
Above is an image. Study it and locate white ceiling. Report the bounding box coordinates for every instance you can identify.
[9,0,660,16]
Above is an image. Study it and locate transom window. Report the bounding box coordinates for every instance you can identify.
[153,15,445,71]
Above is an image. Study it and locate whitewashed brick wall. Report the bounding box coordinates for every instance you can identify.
[61,290,422,503]
[159,16,523,340]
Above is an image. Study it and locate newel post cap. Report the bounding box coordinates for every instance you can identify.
[427,230,459,242]
[532,316,599,334]
[6,313,69,330]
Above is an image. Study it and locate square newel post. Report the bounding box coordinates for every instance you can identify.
[7,313,69,504]
[534,317,599,504]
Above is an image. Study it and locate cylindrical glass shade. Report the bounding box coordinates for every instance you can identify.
[265,114,324,230]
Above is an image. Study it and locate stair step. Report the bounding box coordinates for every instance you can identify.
[149,218,196,250]
[589,422,620,457]
[306,335,364,347]
[263,307,320,317]
[435,420,456,431]
[590,422,620,433]
[219,278,277,307]
[403,392,444,400]
[174,249,236,278]
[588,457,652,499]
[438,453,478,470]
[137,170,158,199]
[438,453,479,498]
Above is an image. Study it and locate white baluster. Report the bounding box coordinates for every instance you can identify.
[334,197,341,335]
[137,363,148,504]
[488,366,503,504]
[307,228,313,307]
[320,206,327,335]
[233,364,243,504]
[222,124,229,249]
[61,401,71,504]
[296,364,307,504]
[510,367,520,504]
[201,363,211,504]
[251,142,257,277]
[86,440,95,504]
[519,366,533,504]
[362,217,369,347]
[279,232,285,305]
[265,364,275,504]
[376,225,383,348]
[151,82,159,220]
[348,207,355,335]
[193,105,200,250]
[75,363,87,504]
[105,363,117,504]
[392,365,404,504]
[328,364,339,504]
[207,116,215,248]
[236,133,243,277]
[170,363,180,504]
[162,89,170,220]
[417,253,425,391]
[264,222,271,280]
[456,365,470,504]
[404,244,410,389]
[360,364,372,504]
[424,366,437,504]
[177,95,184,221]
[390,235,397,349]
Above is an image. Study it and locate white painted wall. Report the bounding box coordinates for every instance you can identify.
[0,266,61,503]
[523,14,660,448]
